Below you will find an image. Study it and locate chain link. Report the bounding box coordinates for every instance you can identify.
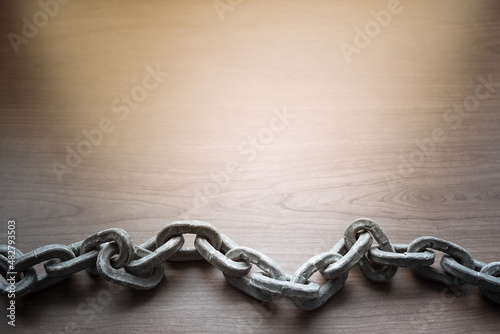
[368,244,435,268]
[407,236,475,286]
[1,219,499,310]
[194,233,252,277]
[13,244,75,294]
[155,220,222,261]
[478,262,500,303]
[290,251,349,311]
[320,232,372,280]
[249,272,320,300]
[97,243,164,290]
[344,218,398,282]
[440,254,500,292]
[44,244,100,277]
[125,235,183,276]
[223,246,286,302]
[0,245,37,296]
[80,228,135,269]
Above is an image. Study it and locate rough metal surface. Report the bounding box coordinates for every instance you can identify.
[1,218,499,311]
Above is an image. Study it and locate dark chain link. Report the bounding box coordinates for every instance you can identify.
[1,218,499,310]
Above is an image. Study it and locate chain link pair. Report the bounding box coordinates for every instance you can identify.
[1,218,499,310]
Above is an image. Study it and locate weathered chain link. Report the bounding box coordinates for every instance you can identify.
[1,218,499,310]
[344,218,398,282]
[224,246,287,302]
[408,236,475,286]
[290,251,349,311]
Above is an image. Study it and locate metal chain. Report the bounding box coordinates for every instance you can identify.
[1,218,499,310]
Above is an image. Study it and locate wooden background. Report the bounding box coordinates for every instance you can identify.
[1,0,499,333]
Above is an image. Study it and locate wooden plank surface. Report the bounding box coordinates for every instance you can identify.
[1,0,499,333]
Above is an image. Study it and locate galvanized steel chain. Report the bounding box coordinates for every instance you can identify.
[1,218,499,310]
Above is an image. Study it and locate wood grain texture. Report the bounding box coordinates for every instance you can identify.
[0,0,499,333]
